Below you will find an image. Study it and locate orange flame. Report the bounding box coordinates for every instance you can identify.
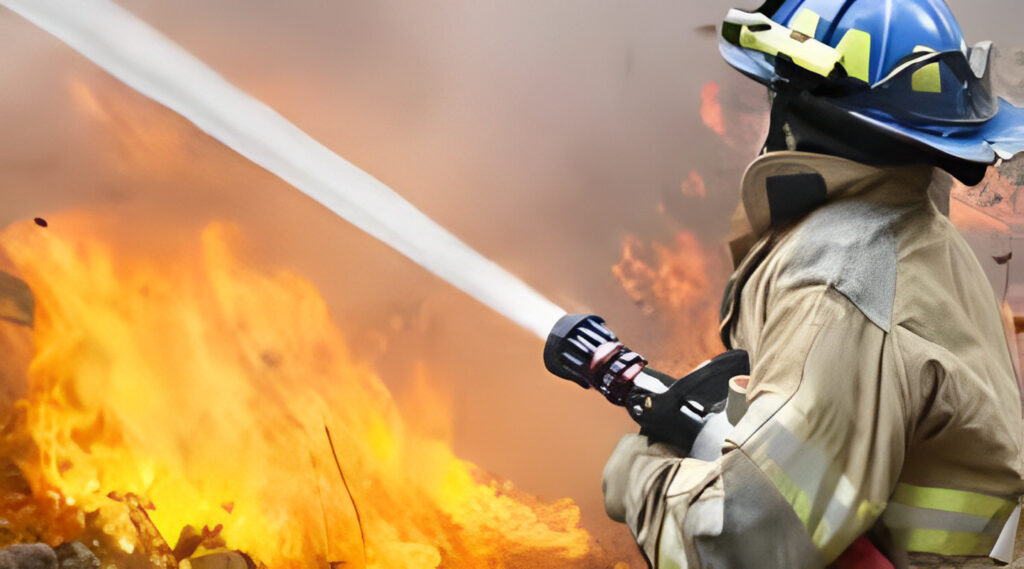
[612,232,725,373]
[680,170,707,199]
[699,80,770,153]
[700,82,726,137]
[0,216,600,568]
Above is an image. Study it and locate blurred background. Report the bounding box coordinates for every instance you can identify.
[0,1,1021,565]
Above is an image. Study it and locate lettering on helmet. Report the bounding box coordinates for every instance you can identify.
[790,8,821,39]
[836,29,871,83]
[734,11,842,79]
[912,46,942,93]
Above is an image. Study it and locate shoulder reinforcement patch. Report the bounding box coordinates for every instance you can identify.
[776,199,900,331]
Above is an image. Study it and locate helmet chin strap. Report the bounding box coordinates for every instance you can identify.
[764,87,798,153]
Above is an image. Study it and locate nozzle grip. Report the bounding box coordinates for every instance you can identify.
[627,350,749,453]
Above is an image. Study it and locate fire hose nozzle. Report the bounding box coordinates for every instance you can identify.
[544,313,751,453]
[543,313,648,405]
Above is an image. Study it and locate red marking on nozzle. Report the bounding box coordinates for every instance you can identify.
[589,341,623,372]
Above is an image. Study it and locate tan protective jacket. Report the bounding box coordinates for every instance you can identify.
[603,152,1024,568]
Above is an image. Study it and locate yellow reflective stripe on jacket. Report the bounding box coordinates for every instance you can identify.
[756,454,884,560]
[756,434,1019,558]
[744,421,884,561]
[891,528,996,556]
[890,483,1017,519]
[883,483,1018,555]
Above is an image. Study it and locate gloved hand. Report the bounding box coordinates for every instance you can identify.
[602,433,723,524]
[626,350,748,455]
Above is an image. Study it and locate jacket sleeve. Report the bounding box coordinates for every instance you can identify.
[603,284,907,568]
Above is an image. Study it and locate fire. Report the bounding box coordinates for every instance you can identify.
[680,170,707,199]
[699,80,770,153]
[0,215,600,568]
[611,232,725,373]
[700,82,726,137]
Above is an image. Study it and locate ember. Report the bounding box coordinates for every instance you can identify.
[0,216,610,568]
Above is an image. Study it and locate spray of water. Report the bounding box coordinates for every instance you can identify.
[1,0,567,340]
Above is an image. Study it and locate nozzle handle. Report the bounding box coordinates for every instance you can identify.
[626,350,750,453]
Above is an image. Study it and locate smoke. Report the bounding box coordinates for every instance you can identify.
[4,0,566,340]
[681,170,707,199]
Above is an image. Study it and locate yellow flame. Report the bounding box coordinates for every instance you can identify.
[0,215,594,568]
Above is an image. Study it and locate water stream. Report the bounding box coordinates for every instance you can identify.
[1,0,567,340]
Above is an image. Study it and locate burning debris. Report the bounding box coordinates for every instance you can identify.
[0,216,619,569]
[0,542,98,569]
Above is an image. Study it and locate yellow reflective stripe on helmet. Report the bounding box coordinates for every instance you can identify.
[890,528,997,556]
[737,26,841,78]
[835,29,871,82]
[790,9,820,38]
[911,46,942,93]
[727,10,841,78]
[890,483,1017,519]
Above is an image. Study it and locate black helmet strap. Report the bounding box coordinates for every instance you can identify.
[764,90,989,186]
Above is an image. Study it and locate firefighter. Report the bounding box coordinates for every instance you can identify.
[601,1,1024,567]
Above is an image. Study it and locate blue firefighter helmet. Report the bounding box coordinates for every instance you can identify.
[719,0,1024,168]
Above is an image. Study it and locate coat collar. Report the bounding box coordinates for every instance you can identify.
[726,151,935,267]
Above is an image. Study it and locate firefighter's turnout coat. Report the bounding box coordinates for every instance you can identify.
[602,151,1024,568]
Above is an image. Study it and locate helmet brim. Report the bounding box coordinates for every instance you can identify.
[849,98,1024,164]
[718,35,776,86]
